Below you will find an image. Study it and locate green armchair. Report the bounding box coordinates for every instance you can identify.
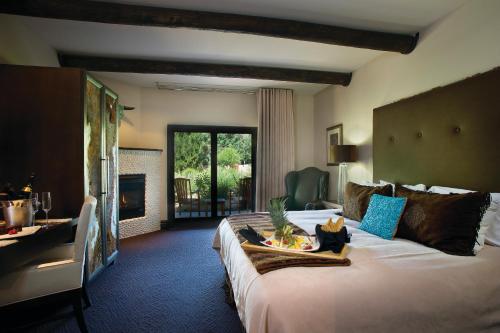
[272,167,329,211]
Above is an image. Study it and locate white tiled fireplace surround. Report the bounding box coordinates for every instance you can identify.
[119,148,162,239]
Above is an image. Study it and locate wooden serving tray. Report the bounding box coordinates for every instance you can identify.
[241,241,349,260]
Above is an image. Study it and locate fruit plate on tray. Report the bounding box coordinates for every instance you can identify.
[260,234,320,252]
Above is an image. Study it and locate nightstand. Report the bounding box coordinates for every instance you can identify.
[322,200,343,210]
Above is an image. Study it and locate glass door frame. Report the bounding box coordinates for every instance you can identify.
[167,124,257,222]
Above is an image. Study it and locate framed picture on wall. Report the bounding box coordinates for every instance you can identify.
[326,124,343,166]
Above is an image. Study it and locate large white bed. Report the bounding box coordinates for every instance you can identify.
[212,68,500,332]
[213,209,500,333]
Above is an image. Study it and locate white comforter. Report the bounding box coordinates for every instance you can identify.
[213,209,500,333]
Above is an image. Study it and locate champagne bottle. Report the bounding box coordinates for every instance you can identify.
[20,173,36,199]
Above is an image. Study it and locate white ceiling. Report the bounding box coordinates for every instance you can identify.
[16,0,467,94]
[104,0,468,33]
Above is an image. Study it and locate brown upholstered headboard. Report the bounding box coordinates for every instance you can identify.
[373,67,500,193]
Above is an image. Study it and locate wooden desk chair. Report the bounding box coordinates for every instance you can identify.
[174,178,201,217]
[0,196,97,332]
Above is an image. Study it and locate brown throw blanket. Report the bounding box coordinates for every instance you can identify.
[226,213,351,274]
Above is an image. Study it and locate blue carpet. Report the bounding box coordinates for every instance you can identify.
[31,222,243,333]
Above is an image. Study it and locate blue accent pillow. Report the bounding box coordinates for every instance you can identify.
[359,194,407,240]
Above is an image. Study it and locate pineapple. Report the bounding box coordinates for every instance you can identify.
[268,198,292,240]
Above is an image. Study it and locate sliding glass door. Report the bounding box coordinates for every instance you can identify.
[217,133,253,216]
[167,125,257,222]
[172,131,212,218]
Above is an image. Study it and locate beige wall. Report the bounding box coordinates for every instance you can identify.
[95,76,316,219]
[0,14,58,66]
[314,0,500,201]
[294,94,315,170]
[140,89,258,220]
[100,78,257,220]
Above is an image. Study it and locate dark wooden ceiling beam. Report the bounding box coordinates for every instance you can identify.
[0,0,419,54]
[58,54,352,86]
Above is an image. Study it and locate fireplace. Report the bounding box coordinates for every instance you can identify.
[119,174,146,220]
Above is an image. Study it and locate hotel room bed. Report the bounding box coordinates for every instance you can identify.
[211,68,500,332]
[213,209,500,333]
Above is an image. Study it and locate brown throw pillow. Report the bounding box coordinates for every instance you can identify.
[343,182,393,221]
[395,185,490,256]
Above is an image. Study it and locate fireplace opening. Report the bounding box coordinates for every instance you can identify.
[119,174,146,220]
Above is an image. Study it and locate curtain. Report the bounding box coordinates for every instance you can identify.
[256,88,295,211]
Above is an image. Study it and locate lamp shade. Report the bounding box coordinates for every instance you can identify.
[331,145,357,163]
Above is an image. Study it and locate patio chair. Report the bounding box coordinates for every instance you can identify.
[174,178,201,217]
[229,177,253,214]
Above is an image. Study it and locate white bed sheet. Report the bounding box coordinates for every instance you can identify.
[214,209,500,333]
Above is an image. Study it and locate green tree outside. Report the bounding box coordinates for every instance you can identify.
[217,133,251,164]
[174,132,210,173]
[174,132,252,202]
[218,147,240,167]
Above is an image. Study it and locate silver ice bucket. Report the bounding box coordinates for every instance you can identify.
[1,199,33,229]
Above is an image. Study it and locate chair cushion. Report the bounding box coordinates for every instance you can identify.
[34,243,75,262]
[0,260,83,306]
[343,182,393,221]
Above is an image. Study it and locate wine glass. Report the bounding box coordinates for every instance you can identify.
[42,192,51,229]
[31,193,39,226]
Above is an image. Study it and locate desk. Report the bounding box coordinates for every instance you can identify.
[0,220,74,276]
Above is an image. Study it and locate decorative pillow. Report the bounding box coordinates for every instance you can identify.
[359,181,382,187]
[427,186,471,194]
[359,194,407,240]
[343,182,393,222]
[486,207,500,246]
[395,186,491,256]
[428,186,500,252]
[380,180,427,195]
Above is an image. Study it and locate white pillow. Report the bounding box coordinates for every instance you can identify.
[380,180,427,195]
[403,184,427,192]
[428,186,500,252]
[359,181,382,187]
[427,186,471,195]
[486,207,500,246]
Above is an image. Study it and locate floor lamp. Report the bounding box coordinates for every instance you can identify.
[331,145,357,205]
